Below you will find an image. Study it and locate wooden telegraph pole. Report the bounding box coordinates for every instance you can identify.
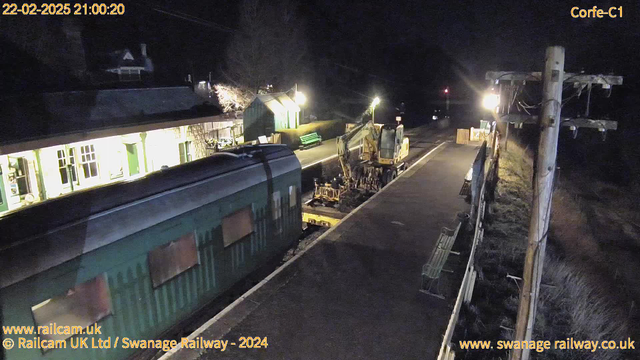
[511,46,564,360]
[485,50,623,360]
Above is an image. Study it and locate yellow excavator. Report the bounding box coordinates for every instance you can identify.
[303,119,409,227]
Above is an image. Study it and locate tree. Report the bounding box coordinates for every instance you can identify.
[213,83,253,113]
[223,0,308,93]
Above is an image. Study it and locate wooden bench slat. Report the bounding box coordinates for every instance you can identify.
[421,222,462,281]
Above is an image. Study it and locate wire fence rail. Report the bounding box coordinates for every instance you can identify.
[437,129,500,360]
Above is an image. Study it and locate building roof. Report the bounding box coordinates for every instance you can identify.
[109,48,146,69]
[255,92,300,114]
[275,93,301,112]
[0,86,222,149]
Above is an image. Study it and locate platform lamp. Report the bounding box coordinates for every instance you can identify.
[371,97,381,122]
[294,83,306,126]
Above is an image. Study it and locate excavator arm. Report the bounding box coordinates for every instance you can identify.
[336,119,379,187]
[304,119,410,228]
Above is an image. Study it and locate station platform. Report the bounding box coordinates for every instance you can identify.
[295,137,344,169]
[294,123,442,169]
[165,142,478,360]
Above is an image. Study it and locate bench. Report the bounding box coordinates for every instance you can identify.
[419,222,462,299]
[299,132,322,149]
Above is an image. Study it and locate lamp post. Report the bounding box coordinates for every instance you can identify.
[294,83,306,126]
[295,91,306,126]
[371,96,381,122]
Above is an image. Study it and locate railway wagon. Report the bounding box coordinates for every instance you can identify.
[0,145,301,360]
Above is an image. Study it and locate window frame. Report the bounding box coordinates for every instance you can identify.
[57,148,79,186]
[272,191,281,220]
[147,232,199,288]
[0,165,5,206]
[272,191,283,234]
[222,205,254,248]
[118,68,141,82]
[31,273,113,345]
[289,185,297,208]
[179,141,193,164]
[68,147,78,183]
[8,156,31,196]
[80,144,99,179]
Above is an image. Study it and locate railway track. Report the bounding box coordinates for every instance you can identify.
[141,124,455,360]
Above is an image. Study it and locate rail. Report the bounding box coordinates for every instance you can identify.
[437,128,500,360]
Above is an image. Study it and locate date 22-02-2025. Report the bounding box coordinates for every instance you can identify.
[2,3,125,16]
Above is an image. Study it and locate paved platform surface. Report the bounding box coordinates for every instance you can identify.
[295,137,343,169]
[169,142,478,360]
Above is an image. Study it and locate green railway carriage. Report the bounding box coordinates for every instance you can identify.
[0,145,301,360]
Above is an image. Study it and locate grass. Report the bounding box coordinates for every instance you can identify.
[453,140,636,360]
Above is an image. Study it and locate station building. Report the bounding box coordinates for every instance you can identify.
[0,86,239,216]
[243,92,301,142]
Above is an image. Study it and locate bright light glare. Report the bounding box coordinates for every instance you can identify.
[294,91,307,105]
[444,88,449,94]
[482,94,500,110]
[371,97,381,107]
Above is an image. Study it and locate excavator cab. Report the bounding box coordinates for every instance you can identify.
[378,124,409,165]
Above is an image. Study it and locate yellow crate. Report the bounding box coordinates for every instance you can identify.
[456,129,470,144]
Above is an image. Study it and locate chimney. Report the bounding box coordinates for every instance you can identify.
[140,43,147,57]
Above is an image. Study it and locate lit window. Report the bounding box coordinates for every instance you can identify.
[68,148,78,183]
[31,274,112,343]
[119,68,141,82]
[0,165,5,206]
[8,157,31,196]
[179,141,192,164]
[57,150,68,184]
[80,145,98,178]
[222,206,254,247]
[56,149,77,185]
[148,232,199,288]
[289,185,297,208]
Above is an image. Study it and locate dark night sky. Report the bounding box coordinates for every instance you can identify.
[1,0,639,118]
[119,1,639,108]
[85,1,639,75]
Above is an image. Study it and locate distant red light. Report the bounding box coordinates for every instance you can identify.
[444,88,449,93]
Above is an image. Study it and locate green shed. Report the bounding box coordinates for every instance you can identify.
[243,93,300,142]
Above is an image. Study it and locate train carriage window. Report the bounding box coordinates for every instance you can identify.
[222,206,254,247]
[31,274,112,343]
[148,232,199,288]
[289,185,297,208]
[272,191,281,220]
[272,191,282,234]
